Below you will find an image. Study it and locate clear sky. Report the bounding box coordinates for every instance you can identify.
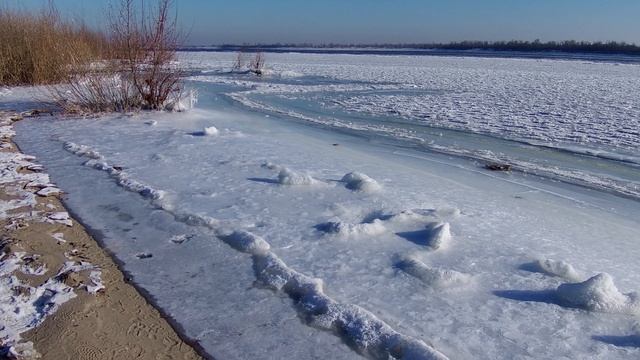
[9,0,640,45]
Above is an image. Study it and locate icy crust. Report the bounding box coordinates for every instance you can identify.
[278,168,321,186]
[396,255,471,289]
[253,252,449,360]
[529,259,582,282]
[62,142,449,358]
[557,273,640,315]
[341,172,382,193]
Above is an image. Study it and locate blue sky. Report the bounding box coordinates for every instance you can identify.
[10,0,640,45]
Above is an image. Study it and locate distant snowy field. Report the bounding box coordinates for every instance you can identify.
[6,52,640,359]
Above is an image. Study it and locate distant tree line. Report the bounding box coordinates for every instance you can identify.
[206,40,640,56]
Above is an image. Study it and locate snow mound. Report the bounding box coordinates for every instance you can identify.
[341,172,381,193]
[316,219,387,238]
[527,259,581,281]
[556,273,640,315]
[423,222,451,250]
[203,126,219,136]
[396,255,471,288]
[261,161,283,171]
[278,168,320,186]
[253,252,448,360]
[220,230,271,255]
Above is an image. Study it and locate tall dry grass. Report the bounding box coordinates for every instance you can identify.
[0,4,108,86]
[1,0,188,114]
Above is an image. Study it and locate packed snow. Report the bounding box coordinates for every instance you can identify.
[5,52,640,359]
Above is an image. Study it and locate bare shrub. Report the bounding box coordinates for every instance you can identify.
[249,52,265,76]
[232,51,246,71]
[49,0,189,114]
[110,0,184,110]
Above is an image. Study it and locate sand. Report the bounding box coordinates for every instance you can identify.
[1,110,203,359]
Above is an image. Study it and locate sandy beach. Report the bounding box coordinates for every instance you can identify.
[1,110,202,359]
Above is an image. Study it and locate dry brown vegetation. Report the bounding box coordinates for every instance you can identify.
[0,3,108,86]
[1,0,187,114]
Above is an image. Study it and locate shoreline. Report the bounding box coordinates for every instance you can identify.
[0,110,204,359]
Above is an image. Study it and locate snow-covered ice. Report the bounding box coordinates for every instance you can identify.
[6,52,640,359]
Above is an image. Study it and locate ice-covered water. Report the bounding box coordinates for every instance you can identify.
[8,52,640,359]
[186,52,640,200]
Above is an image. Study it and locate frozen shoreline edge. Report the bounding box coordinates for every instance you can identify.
[1,111,207,360]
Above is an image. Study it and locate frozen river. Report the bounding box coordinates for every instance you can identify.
[10,51,640,359]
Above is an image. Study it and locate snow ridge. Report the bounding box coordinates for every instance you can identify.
[253,251,449,360]
[64,141,166,202]
[396,255,471,289]
[63,142,449,359]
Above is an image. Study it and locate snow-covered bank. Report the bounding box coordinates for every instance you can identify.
[0,111,105,357]
[8,53,640,359]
